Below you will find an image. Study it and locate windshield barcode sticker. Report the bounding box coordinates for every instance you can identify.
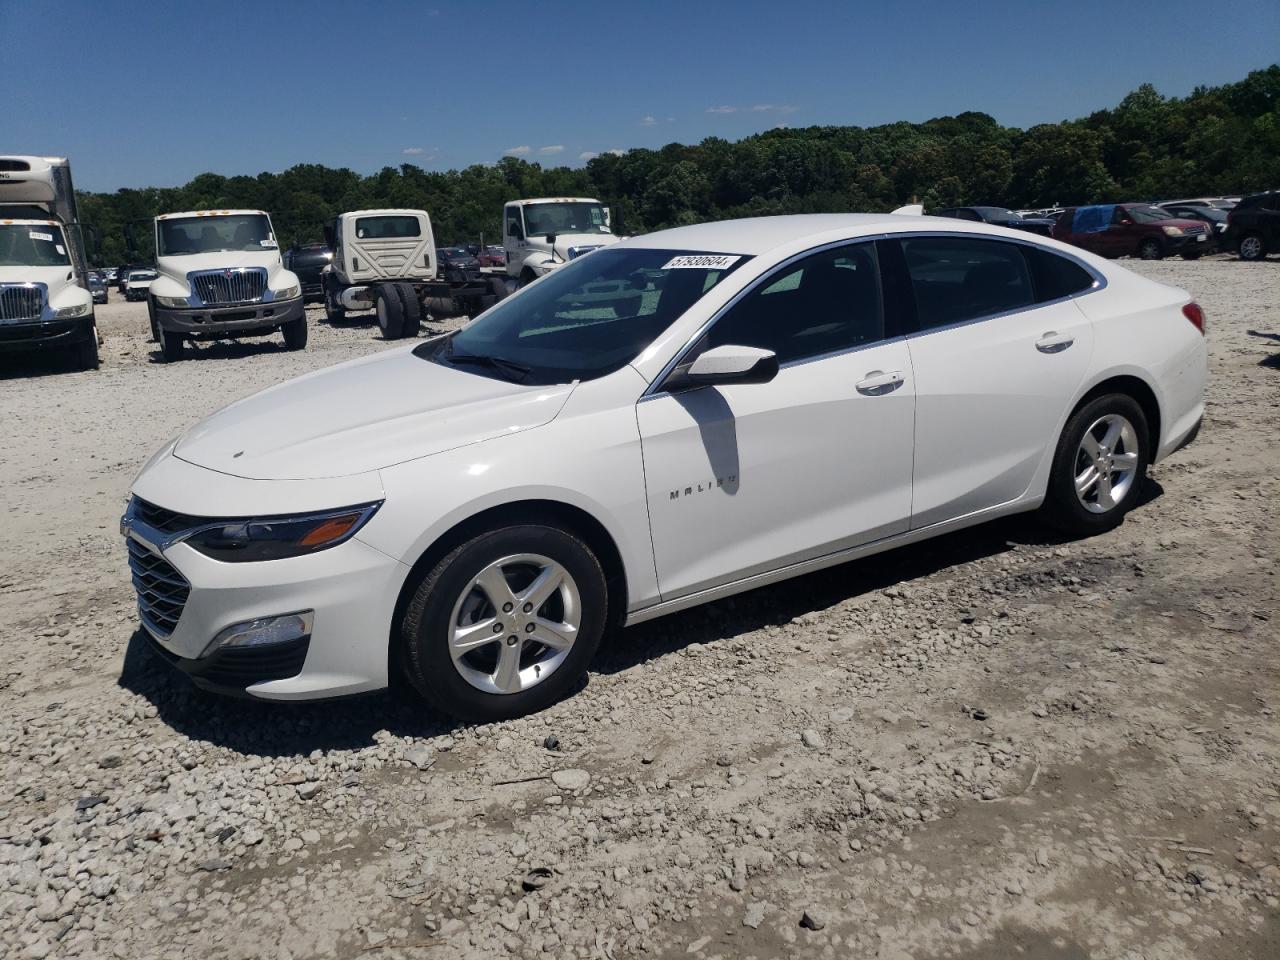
[662,254,740,270]
[29,231,54,242]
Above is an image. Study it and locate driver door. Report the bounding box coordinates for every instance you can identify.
[637,242,916,600]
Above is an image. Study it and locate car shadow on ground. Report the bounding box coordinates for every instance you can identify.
[1247,329,1280,369]
[148,338,294,364]
[0,351,89,380]
[118,482,1163,757]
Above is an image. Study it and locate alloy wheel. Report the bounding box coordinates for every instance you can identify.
[447,553,581,695]
[1239,235,1263,260]
[1073,413,1140,514]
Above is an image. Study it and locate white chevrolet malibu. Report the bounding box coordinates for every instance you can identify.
[123,214,1206,720]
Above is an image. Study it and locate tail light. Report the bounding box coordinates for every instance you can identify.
[1182,302,1206,335]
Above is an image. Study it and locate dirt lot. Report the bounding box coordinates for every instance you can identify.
[1,259,1278,960]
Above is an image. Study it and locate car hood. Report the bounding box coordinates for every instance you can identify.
[173,343,577,481]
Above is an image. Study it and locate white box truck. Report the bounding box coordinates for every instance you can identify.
[0,156,100,370]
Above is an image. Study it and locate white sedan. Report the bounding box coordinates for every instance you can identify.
[123,214,1206,720]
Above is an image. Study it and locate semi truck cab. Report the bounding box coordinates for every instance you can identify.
[502,197,619,285]
[0,156,99,370]
[144,209,305,361]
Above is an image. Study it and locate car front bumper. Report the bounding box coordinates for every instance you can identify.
[156,296,304,337]
[0,315,95,353]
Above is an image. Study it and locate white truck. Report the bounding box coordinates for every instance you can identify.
[321,209,505,339]
[502,197,619,285]
[138,209,305,362]
[0,155,100,370]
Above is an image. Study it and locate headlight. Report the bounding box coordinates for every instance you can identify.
[1162,226,1185,237]
[182,502,382,562]
[272,283,301,301]
[54,302,92,319]
[155,295,189,308]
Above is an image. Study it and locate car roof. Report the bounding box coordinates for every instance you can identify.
[618,213,1041,256]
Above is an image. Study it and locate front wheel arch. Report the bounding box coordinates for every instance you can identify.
[387,499,629,684]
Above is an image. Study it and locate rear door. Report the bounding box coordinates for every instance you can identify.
[893,234,1096,528]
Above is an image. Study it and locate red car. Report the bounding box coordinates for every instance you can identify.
[1051,203,1211,260]
[476,245,506,268]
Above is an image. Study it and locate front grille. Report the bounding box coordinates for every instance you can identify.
[190,268,266,306]
[134,497,207,535]
[127,538,190,638]
[0,284,43,322]
[567,245,603,260]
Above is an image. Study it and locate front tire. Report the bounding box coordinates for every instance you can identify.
[324,286,347,323]
[395,283,422,338]
[282,316,307,350]
[158,326,184,362]
[399,524,608,722]
[1138,238,1163,260]
[1041,394,1150,536]
[147,296,159,342]
[75,330,100,371]
[1237,233,1267,261]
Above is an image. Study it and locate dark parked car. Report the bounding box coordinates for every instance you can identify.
[436,246,482,282]
[1225,190,1279,261]
[88,274,109,304]
[1158,202,1229,247]
[283,242,333,300]
[476,244,506,268]
[1051,203,1210,260]
[932,206,1057,236]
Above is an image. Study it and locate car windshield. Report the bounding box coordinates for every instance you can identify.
[521,202,611,237]
[158,214,276,255]
[0,224,71,267]
[1127,205,1174,224]
[421,247,749,385]
[977,207,1021,220]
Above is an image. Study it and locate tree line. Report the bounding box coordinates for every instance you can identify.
[81,65,1279,265]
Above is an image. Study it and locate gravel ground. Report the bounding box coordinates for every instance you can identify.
[1,259,1277,960]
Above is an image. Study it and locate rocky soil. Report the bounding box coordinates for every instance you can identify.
[0,259,1277,959]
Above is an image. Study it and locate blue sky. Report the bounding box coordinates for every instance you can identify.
[6,0,1278,192]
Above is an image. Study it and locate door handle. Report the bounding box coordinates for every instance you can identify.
[1036,332,1074,354]
[855,370,905,396]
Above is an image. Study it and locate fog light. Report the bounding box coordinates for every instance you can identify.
[201,611,313,658]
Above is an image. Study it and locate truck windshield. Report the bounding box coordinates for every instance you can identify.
[158,214,276,255]
[421,247,749,385]
[0,224,71,267]
[521,202,611,237]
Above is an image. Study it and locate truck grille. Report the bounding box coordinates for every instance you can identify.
[127,537,190,638]
[190,268,267,306]
[0,283,44,322]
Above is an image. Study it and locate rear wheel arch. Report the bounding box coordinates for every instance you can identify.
[1068,374,1161,453]
[387,499,629,681]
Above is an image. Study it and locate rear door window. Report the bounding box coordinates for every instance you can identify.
[355,216,421,239]
[898,236,1034,330]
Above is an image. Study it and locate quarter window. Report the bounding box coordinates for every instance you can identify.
[701,243,884,365]
[899,236,1033,330]
[1022,246,1096,302]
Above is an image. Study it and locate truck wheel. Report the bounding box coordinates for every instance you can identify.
[396,283,422,338]
[158,327,185,362]
[1237,233,1267,261]
[375,286,405,339]
[282,317,308,350]
[488,277,509,302]
[1138,238,1163,260]
[519,268,537,288]
[75,329,101,371]
[147,297,159,341]
[324,287,347,323]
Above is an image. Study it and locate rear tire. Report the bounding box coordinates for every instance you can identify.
[282,316,308,350]
[158,326,184,362]
[1237,233,1267,261]
[396,283,422,338]
[1138,238,1163,260]
[375,286,405,339]
[1041,393,1150,536]
[399,524,608,722]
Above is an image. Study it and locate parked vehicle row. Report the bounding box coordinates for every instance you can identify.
[121,211,1207,719]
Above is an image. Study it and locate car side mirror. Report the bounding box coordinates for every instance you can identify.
[667,345,779,391]
[546,232,557,246]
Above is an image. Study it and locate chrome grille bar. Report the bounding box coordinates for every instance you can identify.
[0,284,44,322]
[189,268,267,306]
